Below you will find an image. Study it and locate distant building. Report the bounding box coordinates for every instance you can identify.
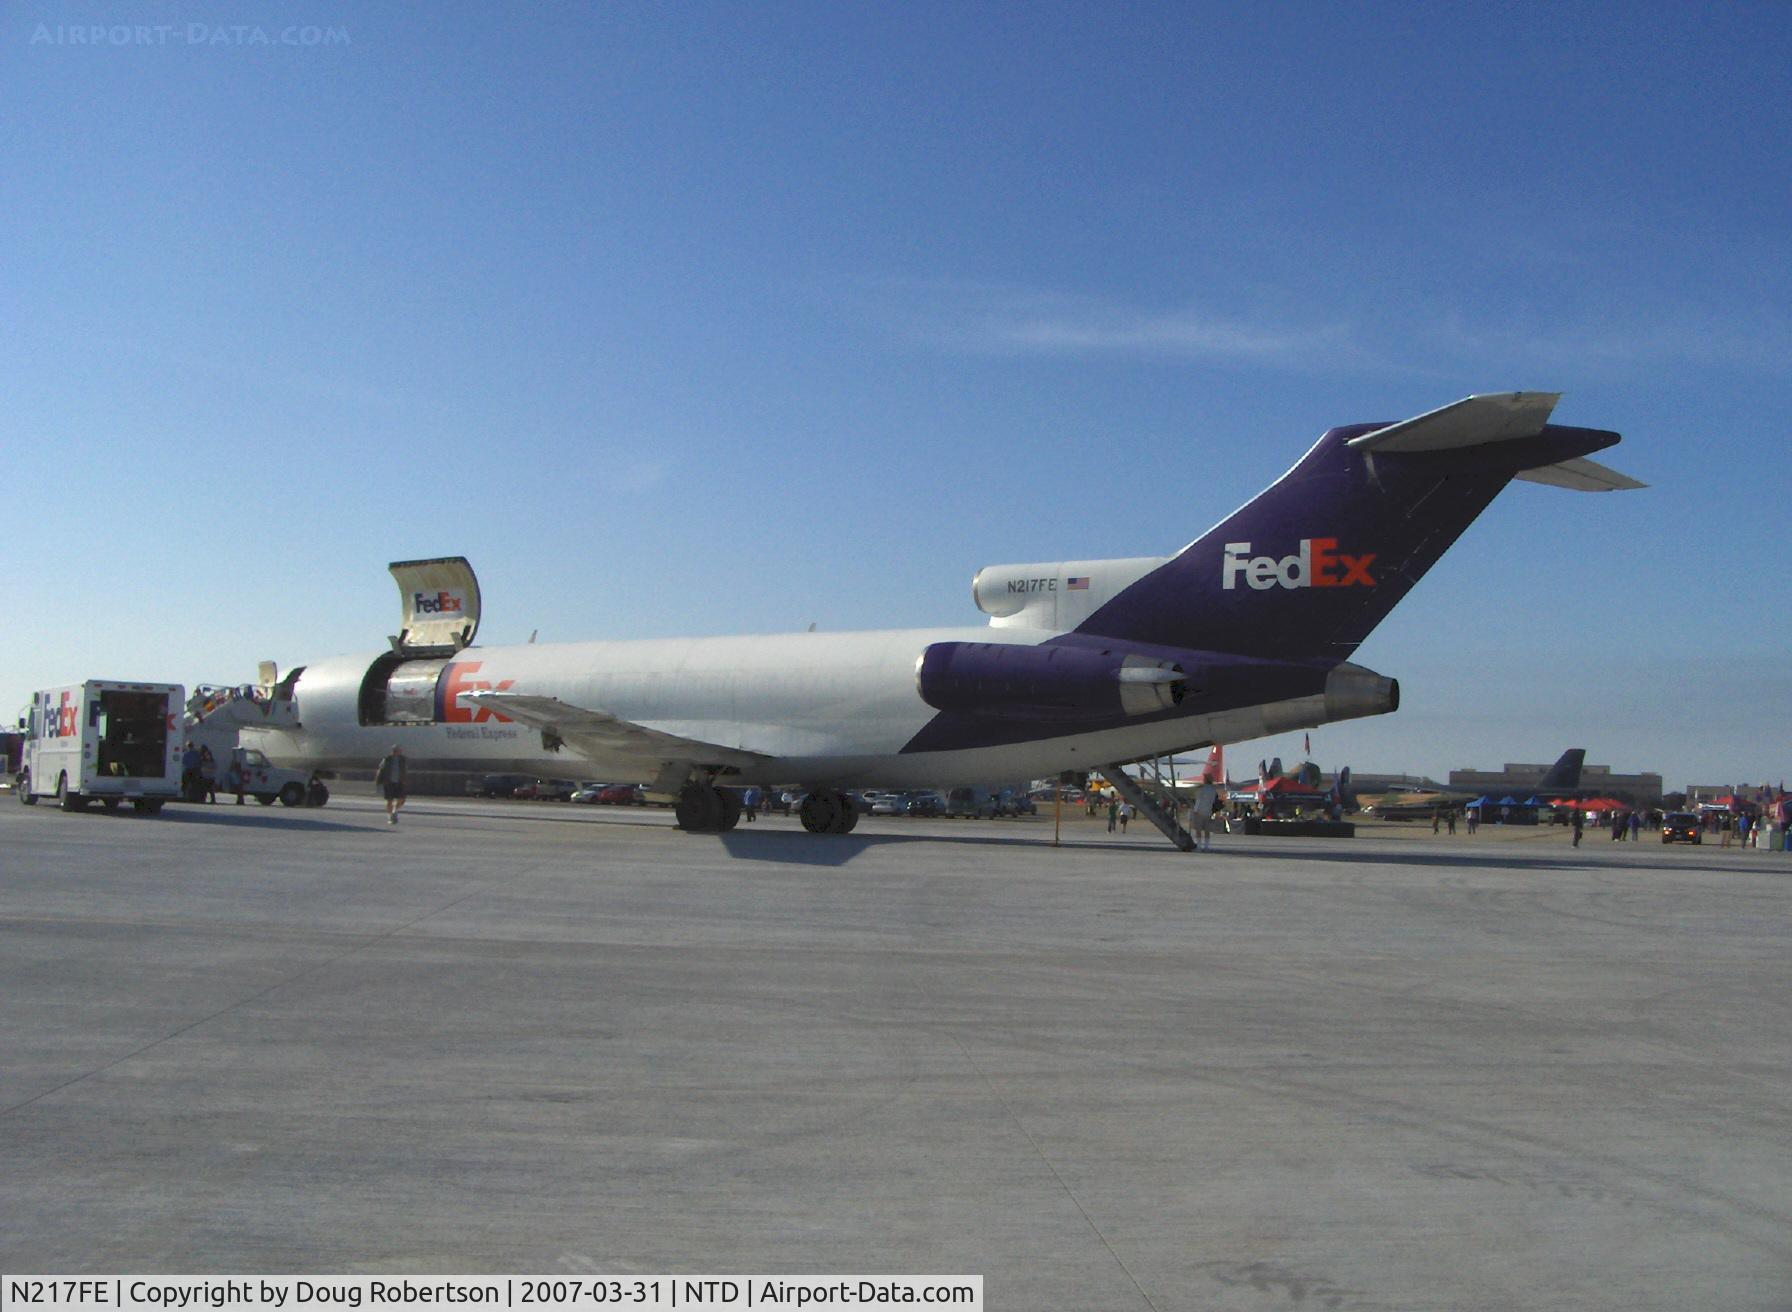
[1447,762,1664,804]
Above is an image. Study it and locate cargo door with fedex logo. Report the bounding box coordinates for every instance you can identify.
[356,557,486,726]
[389,557,482,657]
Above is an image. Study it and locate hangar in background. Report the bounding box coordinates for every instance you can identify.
[1448,761,1663,804]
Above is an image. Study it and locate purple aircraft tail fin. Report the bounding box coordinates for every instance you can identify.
[1073,394,1626,661]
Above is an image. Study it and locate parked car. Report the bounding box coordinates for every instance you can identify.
[992,787,1036,817]
[1661,812,1702,844]
[515,778,579,801]
[474,772,533,798]
[863,790,907,815]
[570,782,607,803]
[906,790,946,818]
[944,787,997,818]
[596,783,642,805]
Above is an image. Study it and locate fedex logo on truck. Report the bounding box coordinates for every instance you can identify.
[1222,539,1377,591]
[414,590,465,615]
[437,661,514,724]
[39,691,78,738]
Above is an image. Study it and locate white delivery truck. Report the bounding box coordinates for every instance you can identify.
[16,681,184,813]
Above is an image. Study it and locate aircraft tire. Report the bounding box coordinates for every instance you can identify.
[714,787,742,832]
[798,792,836,834]
[676,783,725,833]
[831,794,859,835]
[18,770,35,804]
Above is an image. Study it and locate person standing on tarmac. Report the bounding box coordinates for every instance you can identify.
[375,745,408,825]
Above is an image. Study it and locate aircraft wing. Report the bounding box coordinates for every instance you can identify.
[459,691,772,769]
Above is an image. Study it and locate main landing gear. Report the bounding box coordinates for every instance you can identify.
[675,784,743,834]
[799,789,859,835]
[675,782,859,836]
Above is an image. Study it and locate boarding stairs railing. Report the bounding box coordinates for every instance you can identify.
[1100,757,1196,852]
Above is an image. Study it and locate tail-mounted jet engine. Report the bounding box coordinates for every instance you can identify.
[916,641,1187,720]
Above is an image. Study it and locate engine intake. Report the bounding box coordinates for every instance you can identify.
[916,641,1185,720]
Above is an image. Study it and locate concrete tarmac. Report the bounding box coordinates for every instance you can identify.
[1,797,1788,1310]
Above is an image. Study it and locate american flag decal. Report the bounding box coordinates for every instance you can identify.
[1066,576,1090,590]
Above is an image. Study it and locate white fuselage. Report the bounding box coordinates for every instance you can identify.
[252,625,1350,789]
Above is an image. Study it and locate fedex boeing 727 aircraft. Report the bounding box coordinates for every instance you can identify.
[243,393,1639,845]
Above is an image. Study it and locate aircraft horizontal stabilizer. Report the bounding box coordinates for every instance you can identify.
[459,691,769,768]
[1345,392,1560,453]
[1514,456,1647,492]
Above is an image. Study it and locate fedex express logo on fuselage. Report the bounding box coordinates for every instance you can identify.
[437,661,514,723]
[1222,539,1377,591]
[414,590,465,615]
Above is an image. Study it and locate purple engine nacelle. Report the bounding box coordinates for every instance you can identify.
[915,641,1186,720]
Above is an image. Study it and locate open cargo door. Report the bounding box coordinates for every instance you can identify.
[388,556,482,657]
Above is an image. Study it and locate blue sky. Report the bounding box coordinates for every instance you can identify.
[4,2,1788,790]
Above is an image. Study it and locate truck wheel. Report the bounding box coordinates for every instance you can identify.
[142,799,165,815]
[57,773,87,812]
[17,770,35,805]
[307,781,329,807]
[102,797,122,811]
[278,783,305,807]
[256,793,276,806]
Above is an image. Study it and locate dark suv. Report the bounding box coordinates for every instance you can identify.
[1661,812,1702,844]
[474,773,533,798]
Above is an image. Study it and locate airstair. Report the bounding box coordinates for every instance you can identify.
[1100,755,1196,852]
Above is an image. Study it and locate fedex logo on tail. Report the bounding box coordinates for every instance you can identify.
[1222,539,1376,591]
[414,590,465,615]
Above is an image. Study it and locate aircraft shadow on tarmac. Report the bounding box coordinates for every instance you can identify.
[715,825,1141,866]
[146,807,364,835]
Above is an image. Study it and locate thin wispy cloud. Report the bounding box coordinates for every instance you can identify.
[1428,314,1792,377]
[863,278,1791,380]
[898,284,1360,367]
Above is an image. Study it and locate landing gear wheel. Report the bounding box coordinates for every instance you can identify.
[675,783,724,832]
[18,770,35,805]
[715,788,742,832]
[278,782,305,807]
[799,790,859,834]
[799,791,837,833]
[57,773,87,812]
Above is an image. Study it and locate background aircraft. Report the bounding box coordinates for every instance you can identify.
[1358,748,1588,819]
[240,393,1635,845]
